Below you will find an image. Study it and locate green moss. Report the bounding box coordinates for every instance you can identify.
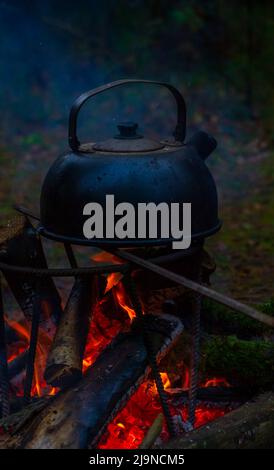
[202,298,274,338]
[201,335,274,390]
[261,299,274,315]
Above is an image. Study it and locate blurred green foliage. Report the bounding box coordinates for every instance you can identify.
[61,0,274,137]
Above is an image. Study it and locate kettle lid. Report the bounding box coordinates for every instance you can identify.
[92,121,164,153]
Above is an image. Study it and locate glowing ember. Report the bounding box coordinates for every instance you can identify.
[82,293,128,371]
[182,367,190,390]
[98,375,228,449]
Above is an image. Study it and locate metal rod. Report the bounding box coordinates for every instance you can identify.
[64,243,78,269]
[24,279,41,403]
[123,274,176,438]
[0,260,127,276]
[188,265,202,426]
[13,204,41,221]
[0,277,9,417]
[111,249,274,328]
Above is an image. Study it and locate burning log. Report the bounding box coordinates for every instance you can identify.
[44,276,95,388]
[0,214,62,334]
[0,314,183,449]
[157,392,274,449]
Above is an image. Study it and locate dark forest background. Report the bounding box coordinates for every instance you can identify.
[0,1,273,132]
[0,0,273,301]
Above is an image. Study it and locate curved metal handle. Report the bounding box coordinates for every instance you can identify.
[68,79,186,151]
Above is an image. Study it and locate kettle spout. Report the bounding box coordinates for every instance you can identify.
[187,131,217,160]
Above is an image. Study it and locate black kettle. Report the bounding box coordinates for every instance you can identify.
[39,79,221,246]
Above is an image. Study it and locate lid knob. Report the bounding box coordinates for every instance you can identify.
[116,122,142,139]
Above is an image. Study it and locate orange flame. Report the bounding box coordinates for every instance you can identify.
[91,251,123,265]
[113,283,136,321]
[105,272,123,293]
[161,372,171,389]
[6,316,56,397]
[152,372,171,394]
[203,377,230,388]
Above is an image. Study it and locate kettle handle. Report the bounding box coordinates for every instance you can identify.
[68,79,186,151]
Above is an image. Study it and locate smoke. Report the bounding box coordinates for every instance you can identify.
[0,1,113,131]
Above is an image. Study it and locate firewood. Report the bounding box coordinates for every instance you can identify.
[0,397,49,440]
[44,276,95,388]
[0,214,62,335]
[139,413,164,449]
[156,392,274,449]
[0,313,183,449]
[166,386,250,405]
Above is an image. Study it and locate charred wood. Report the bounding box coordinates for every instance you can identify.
[166,386,251,405]
[44,275,95,388]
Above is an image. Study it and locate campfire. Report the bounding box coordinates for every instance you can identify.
[4,264,230,449]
